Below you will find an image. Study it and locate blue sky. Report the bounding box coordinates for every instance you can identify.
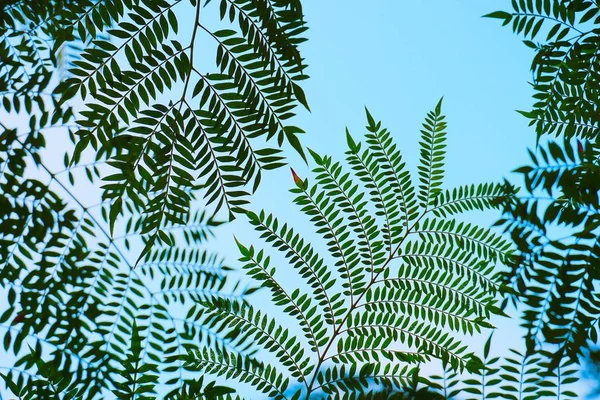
[225,0,538,225]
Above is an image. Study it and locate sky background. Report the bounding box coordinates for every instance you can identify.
[3,0,596,398]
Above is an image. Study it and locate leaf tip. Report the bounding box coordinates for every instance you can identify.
[307,147,322,165]
[290,167,305,188]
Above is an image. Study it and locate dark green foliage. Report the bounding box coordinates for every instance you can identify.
[487,0,600,364]
[1,0,305,397]
[112,321,159,400]
[497,139,600,362]
[486,0,600,140]
[412,335,579,399]
[1,346,80,399]
[459,336,500,399]
[52,0,310,261]
[183,101,511,399]
[388,1,600,397]
[0,141,243,397]
[0,62,244,395]
[1,120,243,397]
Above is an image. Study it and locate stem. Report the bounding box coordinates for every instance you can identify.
[303,212,426,398]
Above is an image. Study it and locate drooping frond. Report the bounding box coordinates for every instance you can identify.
[235,242,327,352]
[182,347,290,400]
[48,0,311,258]
[200,298,314,382]
[246,210,342,327]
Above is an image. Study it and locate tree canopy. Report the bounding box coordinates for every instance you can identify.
[1,0,600,399]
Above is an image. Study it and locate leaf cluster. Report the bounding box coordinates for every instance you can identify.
[495,139,600,364]
[486,0,600,139]
[49,0,311,263]
[417,335,579,399]
[0,1,266,397]
[488,0,600,367]
[183,101,511,399]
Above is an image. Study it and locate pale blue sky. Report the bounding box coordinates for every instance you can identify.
[228,0,537,224]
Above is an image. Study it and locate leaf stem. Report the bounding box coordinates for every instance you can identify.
[303,212,426,398]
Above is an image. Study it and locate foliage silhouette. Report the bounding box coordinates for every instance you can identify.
[422,334,579,399]
[54,0,310,262]
[4,0,596,398]
[0,0,308,397]
[486,0,600,140]
[397,1,600,398]
[183,101,512,399]
[487,0,600,364]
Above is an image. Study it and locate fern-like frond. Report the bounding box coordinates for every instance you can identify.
[0,50,243,400]
[413,218,511,263]
[346,129,396,256]
[461,335,500,400]
[430,183,505,219]
[497,139,600,362]
[363,109,417,241]
[183,348,290,400]
[396,241,500,294]
[292,171,361,302]
[485,10,600,368]
[313,363,416,399]
[112,321,159,400]
[51,0,311,258]
[236,242,327,352]
[486,0,600,140]
[186,101,508,398]
[413,335,580,399]
[201,298,313,381]
[246,210,343,328]
[343,315,474,371]
[309,151,386,282]
[1,2,309,397]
